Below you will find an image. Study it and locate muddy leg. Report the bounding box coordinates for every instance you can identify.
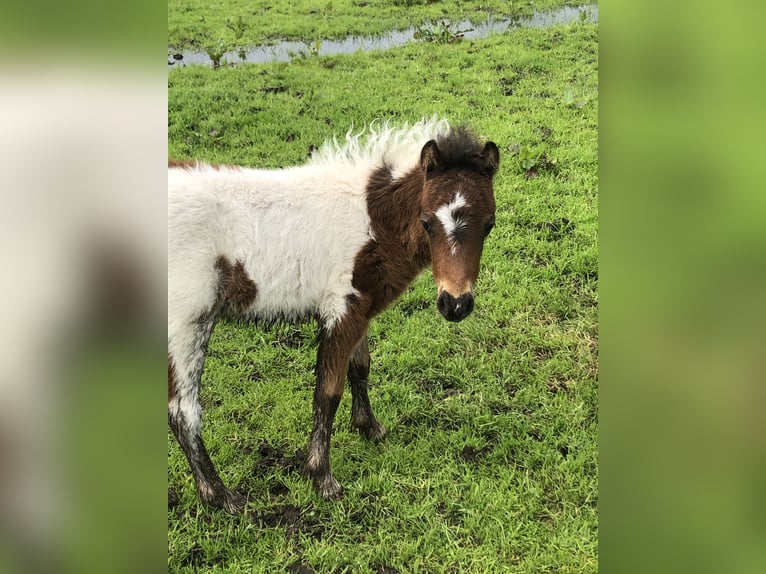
[305,313,367,499]
[348,335,387,442]
[168,317,245,514]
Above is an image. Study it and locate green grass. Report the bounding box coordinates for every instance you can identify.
[168,0,590,50]
[168,12,597,574]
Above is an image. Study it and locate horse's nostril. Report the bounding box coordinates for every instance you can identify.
[451,293,474,321]
[462,294,474,316]
[437,292,451,317]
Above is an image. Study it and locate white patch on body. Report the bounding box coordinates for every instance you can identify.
[435,192,469,254]
[169,162,374,336]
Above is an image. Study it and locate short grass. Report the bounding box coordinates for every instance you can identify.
[168,14,598,574]
[168,0,588,50]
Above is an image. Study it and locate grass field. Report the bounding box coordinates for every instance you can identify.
[168,2,598,572]
[168,0,589,50]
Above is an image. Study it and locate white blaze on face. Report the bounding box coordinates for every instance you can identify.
[435,192,468,253]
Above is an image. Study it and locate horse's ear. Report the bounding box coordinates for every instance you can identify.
[420,140,440,175]
[480,141,500,175]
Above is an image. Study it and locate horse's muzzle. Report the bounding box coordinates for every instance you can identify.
[437,291,474,322]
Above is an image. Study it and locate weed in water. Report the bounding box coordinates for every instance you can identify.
[413,21,474,44]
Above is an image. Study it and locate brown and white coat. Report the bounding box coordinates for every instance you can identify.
[168,118,499,512]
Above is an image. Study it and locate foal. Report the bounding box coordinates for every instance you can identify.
[168,118,499,512]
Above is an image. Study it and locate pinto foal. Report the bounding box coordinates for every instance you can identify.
[168,119,499,512]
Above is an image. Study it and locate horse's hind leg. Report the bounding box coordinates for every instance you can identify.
[348,334,387,442]
[168,316,246,514]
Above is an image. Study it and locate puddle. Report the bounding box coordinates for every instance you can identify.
[168,4,597,68]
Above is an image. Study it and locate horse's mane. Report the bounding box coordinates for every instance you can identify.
[308,116,452,178]
[432,124,492,173]
[171,118,488,179]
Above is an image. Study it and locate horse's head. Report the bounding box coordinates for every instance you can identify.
[418,133,499,322]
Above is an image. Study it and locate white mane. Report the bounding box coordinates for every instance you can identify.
[308,116,452,180]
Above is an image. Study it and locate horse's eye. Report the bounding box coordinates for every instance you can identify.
[483,221,495,238]
[421,218,433,234]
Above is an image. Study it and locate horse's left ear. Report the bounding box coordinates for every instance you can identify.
[420,140,440,175]
[480,141,500,175]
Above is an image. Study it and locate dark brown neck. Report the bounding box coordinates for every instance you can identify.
[352,165,432,317]
[372,166,430,260]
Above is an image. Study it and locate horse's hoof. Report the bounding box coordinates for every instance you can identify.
[363,421,387,443]
[200,486,246,514]
[352,418,388,442]
[315,474,344,500]
[222,489,247,514]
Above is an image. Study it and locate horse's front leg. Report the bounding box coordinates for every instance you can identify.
[348,333,387,442]
[305,312,367,499]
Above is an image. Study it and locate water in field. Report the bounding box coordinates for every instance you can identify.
[168,4,598,68]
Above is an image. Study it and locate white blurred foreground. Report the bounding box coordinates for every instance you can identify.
[0,68,166,574]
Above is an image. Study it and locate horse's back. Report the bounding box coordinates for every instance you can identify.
[168,163,373,326]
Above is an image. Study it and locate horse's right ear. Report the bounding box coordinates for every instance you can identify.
[420,140,440,175]
[480,141,500,175]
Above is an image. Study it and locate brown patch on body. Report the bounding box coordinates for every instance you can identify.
[215,255,258,314]
[168,159,198,169]
[168,354,177,403]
